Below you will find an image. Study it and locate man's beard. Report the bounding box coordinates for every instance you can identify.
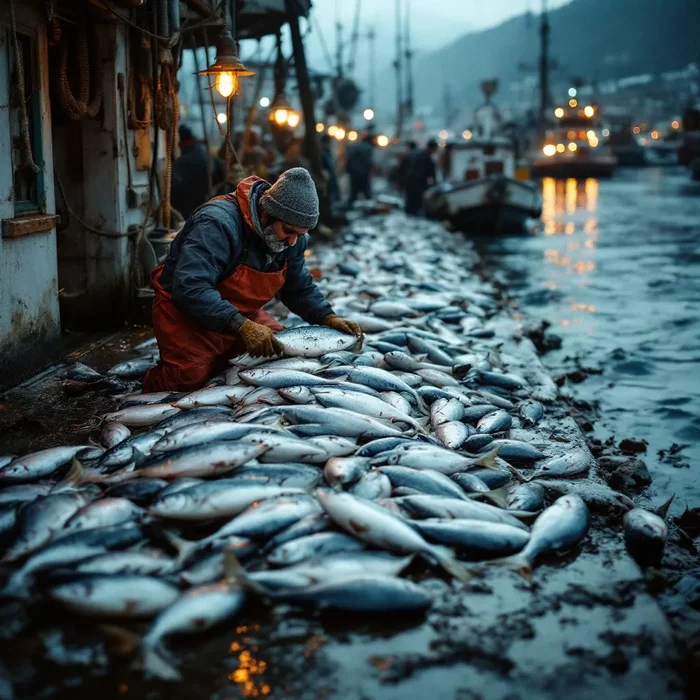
[261,225,288,253]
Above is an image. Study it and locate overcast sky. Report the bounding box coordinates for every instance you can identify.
[302,0,571,81]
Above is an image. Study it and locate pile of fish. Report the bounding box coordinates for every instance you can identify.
[1,215,659,681]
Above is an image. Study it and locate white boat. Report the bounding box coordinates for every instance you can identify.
[424,81,541,234]
[530,100,617,178]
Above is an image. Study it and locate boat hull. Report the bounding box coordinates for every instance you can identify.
[530,157,617,179]
[425,177,542,234]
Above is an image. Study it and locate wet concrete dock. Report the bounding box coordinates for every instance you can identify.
[0,211,691,699]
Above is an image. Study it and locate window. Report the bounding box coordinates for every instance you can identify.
[8,31,44,213]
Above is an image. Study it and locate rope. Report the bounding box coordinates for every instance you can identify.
[54,170,138,238]
[9,0,39,173]
[101,0,225,42]
[57,24,103,121]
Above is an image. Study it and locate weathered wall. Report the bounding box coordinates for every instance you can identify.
[0,2,60,380]
[55,22,154,330]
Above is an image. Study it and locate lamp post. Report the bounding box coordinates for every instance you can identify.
[198,18,255,186]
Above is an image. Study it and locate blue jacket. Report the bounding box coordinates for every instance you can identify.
[158,181,333,333]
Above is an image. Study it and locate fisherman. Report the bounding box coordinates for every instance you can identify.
[345,134,375,205]
[143,168,361,392]
[404,138,438,216]
[171,125,225,220]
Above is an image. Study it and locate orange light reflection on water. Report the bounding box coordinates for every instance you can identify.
[228,627,271,697]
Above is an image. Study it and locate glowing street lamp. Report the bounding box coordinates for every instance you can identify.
[583,105,595,118]
[462,129,472,140]
[348,130,358,141]
[259,96,270,108]
[316,122,325,133]
[363,108,375,120]
[198,29,255,98]
[269,93,299,128]
[376,134,389,147]
[554,107,565,118]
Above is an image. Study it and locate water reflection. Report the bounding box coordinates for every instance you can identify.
[228,626,271,697]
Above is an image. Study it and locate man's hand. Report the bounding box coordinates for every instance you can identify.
[322,314,363,337]
[237,319,284,358]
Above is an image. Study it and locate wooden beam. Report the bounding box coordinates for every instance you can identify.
[284,0,330,225]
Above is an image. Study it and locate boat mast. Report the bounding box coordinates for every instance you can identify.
[394,0,404,139]
[404,0,414,121]
[538,0,550,127]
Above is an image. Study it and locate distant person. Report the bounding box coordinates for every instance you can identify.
[396,140,417,190]
[346,135,374,205]
[439,143,454,182]
[171,125,225,220]
[320,134,339,206]
[404,138,438,216]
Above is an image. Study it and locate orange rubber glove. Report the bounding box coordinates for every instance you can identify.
[322,314,363,337]
[237,319,284,358]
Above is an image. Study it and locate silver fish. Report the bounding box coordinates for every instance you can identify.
[173,385,252,409]
[149,480,305,521]
[349,470,392,500]
[266,531,366,566]
[430,398,465,427]
[623,508,668,567]
[239,368,333,388]
[63,498,143,533]
[275,325,360,357]
[48,574,180,616]
[2,492,87,563]
[137,441,269,479]
[324,457,371,488]
[495,494,590,576]
[398,494,530,530]
[413,519,530,558]
[102,404,180,427]
[316,490,469,580]
[476,410,513,434]
[263,574,431,612]
[100,423,131,449]
[435,421,472,449]
[142,580,245,680]
[0,446,93,483]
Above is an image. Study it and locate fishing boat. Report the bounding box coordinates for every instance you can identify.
[530,100,617,178]
[424,81,541,234]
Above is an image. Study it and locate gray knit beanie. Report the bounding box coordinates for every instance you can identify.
[260,167,319,229]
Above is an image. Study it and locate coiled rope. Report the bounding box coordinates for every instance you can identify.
[58,23,104,120]
[9,0,39,174]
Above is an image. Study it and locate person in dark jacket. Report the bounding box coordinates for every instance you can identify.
[171,125,225,220]
[320,134,339,206]
[404,138,438,216]
[144,168,361,392]
[345,135,374,205]
[396,140,417,190]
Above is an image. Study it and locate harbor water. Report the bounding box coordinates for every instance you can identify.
[479,166,700,513]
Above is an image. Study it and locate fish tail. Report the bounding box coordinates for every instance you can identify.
[487,553,533,580]
[414,392,431,416]
[161,529,200,565]
[654,494,675,519]
[142,644,182,681]
[479,484,510,508]
[504,462,529,483]
[64,457,84,485]
[474,446,501,471]
[223,547,269,596]
[100,624,142,656]
[438,555,473,582]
